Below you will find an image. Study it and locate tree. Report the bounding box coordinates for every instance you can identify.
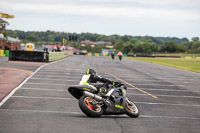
[176,44,187,52]
[25,34,39,42]
[192,37,199,42]
[114,40,124,52]
[135,43,145,53]
[149,43,159,53]
[129,38,137,44]
[123,42,134,54]
[192,41,200,52]
[161,41,177,53]
[121,35,130,42]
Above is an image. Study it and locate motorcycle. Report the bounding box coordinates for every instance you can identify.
[68,83,139,118]
[111,53,115,60]
[118,55,122,61]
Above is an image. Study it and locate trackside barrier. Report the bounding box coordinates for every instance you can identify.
[87,53,127,57]
[95,53,99,56]
[123,54,127,57]
[66,51,73,56]
[0,50,4,56]
[49,52,64,62]
[5,50,9,57]
[181,56,200,59]
[9,50,49,62]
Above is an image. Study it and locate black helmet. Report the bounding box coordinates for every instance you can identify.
[86,69,96,75]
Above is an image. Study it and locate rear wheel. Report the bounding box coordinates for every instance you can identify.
[126,99,139,118]
[79,96,103,117]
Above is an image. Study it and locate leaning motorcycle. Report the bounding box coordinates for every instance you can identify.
[68,83,139,118]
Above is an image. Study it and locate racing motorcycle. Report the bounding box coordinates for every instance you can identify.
[118,55,122,61]
[68,83,139,118]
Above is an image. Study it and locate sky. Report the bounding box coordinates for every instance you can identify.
[0,0,200,39]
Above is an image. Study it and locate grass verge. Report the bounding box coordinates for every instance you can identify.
[125,57,200,74]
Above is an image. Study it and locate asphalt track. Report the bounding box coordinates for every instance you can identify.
[0,56,200,133]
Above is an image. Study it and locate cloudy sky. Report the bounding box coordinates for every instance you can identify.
[0,0,200,39]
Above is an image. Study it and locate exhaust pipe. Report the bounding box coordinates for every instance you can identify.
[83,91,103,101]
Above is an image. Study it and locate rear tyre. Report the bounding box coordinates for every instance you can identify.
[126,99,139,118]
[79,96,103,117]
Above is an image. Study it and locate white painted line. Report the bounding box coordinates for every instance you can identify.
[11,96,74,100]
[157,78,197,81]
[128,93,200,98]
[128,94,148,96]
[38,71,83,74]
[135,102,200,107]
[120,77,197,81]
[0,109,199,120]
[156,94,200,99]
[0,63,49,107]
[33,75,80,79]
[0,109,82,115]
[131,84,184,87]
[37,72,82,75]
[128,87,200,92]
[30,78,77,81]
[141,115,200,120]
[20,88,67,91]
[37,72,71,74]
[25,82,68,86]
[41,68,80,71]
[0,59,67,107]
[35,73,73,76]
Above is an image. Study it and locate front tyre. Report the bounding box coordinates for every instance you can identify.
[126,99,139,118]
[79,96,103,117]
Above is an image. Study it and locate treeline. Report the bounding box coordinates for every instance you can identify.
[114,38,200,54]
[6,30,200,54]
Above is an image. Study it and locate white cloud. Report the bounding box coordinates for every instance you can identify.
[0,0,199,21]
[1,0,199,38]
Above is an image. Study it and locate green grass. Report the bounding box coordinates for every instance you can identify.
[157,53,200,57]
[126,57,200,73]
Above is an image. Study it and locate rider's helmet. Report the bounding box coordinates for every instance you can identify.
[86,68,96,75]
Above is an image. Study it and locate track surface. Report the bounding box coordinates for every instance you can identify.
[0,56,200,133]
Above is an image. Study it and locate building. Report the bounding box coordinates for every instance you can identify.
[102,49,115,55]
[0,18,8,50]
[81,40,96,45]
[96,41,112,45]
[81,40,112,45]
[0,18,21,50]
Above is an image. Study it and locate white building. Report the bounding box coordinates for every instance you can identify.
[102,49,115,55]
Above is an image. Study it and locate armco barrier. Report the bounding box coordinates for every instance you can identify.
[9,50,49,62]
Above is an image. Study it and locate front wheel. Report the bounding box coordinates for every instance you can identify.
[126,99,139,118]
[79,96,103,117]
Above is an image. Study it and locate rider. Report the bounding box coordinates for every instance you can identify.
[79,68,121,92]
